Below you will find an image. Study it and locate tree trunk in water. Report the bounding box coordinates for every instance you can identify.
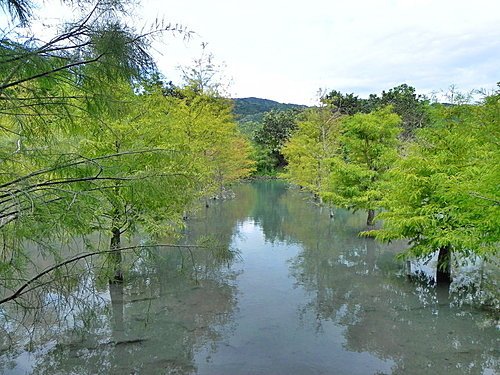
[110,227,123,283]
[436,245,452,285]
[367,209,375,226]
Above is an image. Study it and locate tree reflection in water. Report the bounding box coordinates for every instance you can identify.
[0,181,498,375]
[281,184,498,375]
[0,184,254,374]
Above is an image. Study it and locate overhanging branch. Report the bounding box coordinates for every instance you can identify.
[0,243,206,305]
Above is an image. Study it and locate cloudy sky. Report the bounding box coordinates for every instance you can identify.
[135,0,499,105]
[16,0,500,105]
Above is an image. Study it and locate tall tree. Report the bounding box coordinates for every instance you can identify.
[282,107,342,204]
[0,0,189,284]
[321,90,365,115]
[0,1,252,291]
[326,107,401,226]
[322,85,430,138]
[366,92,499,283]
[370,84,430,138]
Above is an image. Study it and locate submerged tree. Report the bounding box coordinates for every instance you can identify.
[366,90,500,284]
[282,107,342,205]
[0,0,252,295]
[0,0,190,285]
[325,107,401,226]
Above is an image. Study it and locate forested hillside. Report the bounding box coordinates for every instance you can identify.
[232,97,307,123]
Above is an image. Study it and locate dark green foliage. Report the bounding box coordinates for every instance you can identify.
[252,143,278,175]
[322,84,430,138]
[321,90,366,115]
[232,97,306,123]
[375,84,430,137]
[253,109,299,169]
[231,98,307,174]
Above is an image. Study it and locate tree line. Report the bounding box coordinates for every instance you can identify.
[262,84,499,284]
[0,0,254,302]
[1,0,497,301]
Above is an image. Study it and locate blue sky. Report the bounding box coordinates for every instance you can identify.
[12,0,500,105]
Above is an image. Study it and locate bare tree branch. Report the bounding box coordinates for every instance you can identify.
[0,243,206,305]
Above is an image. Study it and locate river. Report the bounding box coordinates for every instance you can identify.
[0,180,498,374]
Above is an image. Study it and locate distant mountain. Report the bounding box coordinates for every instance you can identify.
[232,97,307,124]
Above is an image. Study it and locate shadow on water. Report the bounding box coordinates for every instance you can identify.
[0,180,498,374]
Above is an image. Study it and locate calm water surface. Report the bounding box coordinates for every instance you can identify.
[0,181,498,374]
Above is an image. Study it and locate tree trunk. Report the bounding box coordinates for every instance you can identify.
[109,227,123,283]
[367,209,375,226]
[436,245,452,285]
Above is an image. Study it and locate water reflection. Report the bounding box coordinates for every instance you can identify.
[0,181,498,374]
[278,183,499,375]
[0,193,250,374]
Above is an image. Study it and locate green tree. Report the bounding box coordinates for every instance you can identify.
[369,84,430,138]
[0,0,252,295]
[321,90,365,115]
[0,0,193,286]
[253,109,298,170]
[326,107,401,226]
[282,107,342,204]
[162,87,254,201]
[367,92,499,283]
[322,85,430,138]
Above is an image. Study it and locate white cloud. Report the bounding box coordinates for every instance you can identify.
[6,0,499,104]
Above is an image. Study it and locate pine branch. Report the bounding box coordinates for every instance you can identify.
[0,54,104,92]
[0,148,182,190]
[469,192,500,206]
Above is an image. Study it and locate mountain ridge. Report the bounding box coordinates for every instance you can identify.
[232,97,307,123]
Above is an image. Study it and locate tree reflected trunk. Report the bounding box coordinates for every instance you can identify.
[436,245,452,285]
[109,281,124,341]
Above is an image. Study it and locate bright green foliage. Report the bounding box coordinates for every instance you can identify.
[282,108,342,199]
[75,83,201,237]
[326,107,401,223]
[161,88,254,198]
[0,0,189,282]
[368,93,500,261]
[0,1,253,288]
